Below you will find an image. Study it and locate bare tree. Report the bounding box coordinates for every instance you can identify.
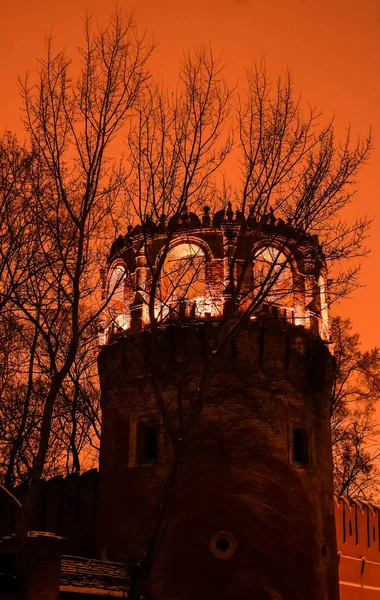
[236,63,371,301]
[0,320,46,489]
[123,60,371,338]
[331,316,380,500]
[0,132,36,312]
[53,326,101,475]
[0,16,152,593]
[0,134,48,490]
[0,318,101,488]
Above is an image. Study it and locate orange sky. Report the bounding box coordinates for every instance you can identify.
[1,0,379,349]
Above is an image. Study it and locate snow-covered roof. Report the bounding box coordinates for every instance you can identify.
[60,554,131,597]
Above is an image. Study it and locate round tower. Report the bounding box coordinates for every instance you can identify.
[97,206,339,600]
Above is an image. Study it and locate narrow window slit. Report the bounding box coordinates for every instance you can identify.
[293,428,309,465]
[136,422,159,464]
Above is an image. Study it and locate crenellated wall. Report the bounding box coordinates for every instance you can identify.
[335,496,380,599]
[0,469,98,558]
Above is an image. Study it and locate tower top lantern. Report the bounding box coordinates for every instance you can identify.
[101,204,330,345]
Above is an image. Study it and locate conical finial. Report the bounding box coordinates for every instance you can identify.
[202,205,211,227]
[179,203,189,225]
[268,207,275,225]
[226,201,233,222]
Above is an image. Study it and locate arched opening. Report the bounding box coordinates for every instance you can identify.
[136,422,159,464]
[254,247,294,319]
[107,264,130,331]
[156,243,207,320]
[293,428,310,465]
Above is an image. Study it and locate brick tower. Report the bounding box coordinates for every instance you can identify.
[97,206,340,600]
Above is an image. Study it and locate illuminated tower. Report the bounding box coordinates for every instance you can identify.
[97,206,339,600]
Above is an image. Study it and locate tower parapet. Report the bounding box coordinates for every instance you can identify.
[101,204,331,345]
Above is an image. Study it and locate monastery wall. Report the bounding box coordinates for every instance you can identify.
[0,469,98,558]
[335,496,380,598]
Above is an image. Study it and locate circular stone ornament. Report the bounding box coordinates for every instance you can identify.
[209,531,237,560]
